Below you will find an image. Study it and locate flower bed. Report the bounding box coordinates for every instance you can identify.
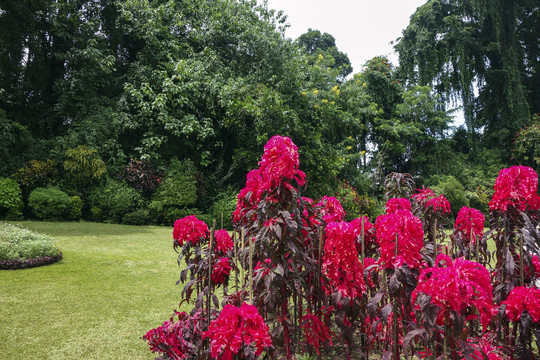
[144,136,540,360]
[0,222,62,270]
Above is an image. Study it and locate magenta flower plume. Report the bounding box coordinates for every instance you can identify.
[425,194,451,215]
[503,286,540,323]
[258,135,306,191]
[144,311,200,360]
[385,198,411,214]
[465,334,505,360]
[233,169,263,223]
[314,196,345,224]
[454,207,485,243]
[489,165,540,212]
[375,209,424,269]
[214,230,233,253]
[322,222,366,299]
[204,302,272,359]
[211,257,232,285]
[173,215,209,246]
[412,254,495,328]
[350,216,375,253]
[300,313,334,355]
[412,186,436,204]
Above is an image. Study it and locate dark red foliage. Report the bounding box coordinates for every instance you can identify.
[465,334,505,360]
[144,311,202,360]
[173,215,209,246]
[375,209,424,269]
[454,207,485,243]
[120,159,162,194]
[489,165,540,212]
[503,286,540,323]
[204,302,272,359]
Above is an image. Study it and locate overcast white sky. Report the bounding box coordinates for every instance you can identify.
[261,0,427,73]
[260,0,464,125]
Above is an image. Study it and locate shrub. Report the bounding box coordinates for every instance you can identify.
[431,175,469,219]
[88,180,144,223]
[89,206,104,222]
[0,222,61,261]
[67,196,83,220]
[0,178,23,220]
[122,209,151,225]
[119,159,163,195]
[14,159,58,189]
[63,145,107,189]
[210,189,237,229]
[28,187,72,220]
[336,181,380,221]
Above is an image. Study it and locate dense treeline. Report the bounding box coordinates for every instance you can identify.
[0,0,538,225]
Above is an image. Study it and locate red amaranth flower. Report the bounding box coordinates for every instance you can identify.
[322,222,366,299]
[503,286,540,323]
[412,186,435,204]
[454,207,485,243]
[204,302,272,359]
[211,257,232,284]
[426,194,451,215]
[214,230,233,254]
[363,257,379,287]
[412,254,495,328]
[233,169,262,223]
[258,135,306,192]
[464,334,505,360]
[375,209,424,269]
[173,216,209,246]
[350,216,375,254]
[489,165,540,212]
[300,313,334,355]
[144,311,201,360]
[254,258,273,277]
[385,198,411,214]
[314,196,345,224]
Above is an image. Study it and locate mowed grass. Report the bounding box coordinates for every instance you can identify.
[0,221,184,360]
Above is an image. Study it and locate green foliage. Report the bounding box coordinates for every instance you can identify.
[512,114,540,171]
[88,180,145,223]
[210,189,238,230]
[67,196,83,221]
[122,209,150,226]
[89,206,104,222]
[14,160,58,189]
[149,159,198,224]
[28,187,72,221]
[297,28,352,81]
[431,175,469,219]
[0,222,61,260]
[0,111,33,177]
[63,145,107,189]
[0,178,24,220]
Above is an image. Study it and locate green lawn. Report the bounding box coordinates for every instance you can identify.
[0,221,183,360]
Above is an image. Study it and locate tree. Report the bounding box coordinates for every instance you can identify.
[395,0,538,158]
[297,28,352,81]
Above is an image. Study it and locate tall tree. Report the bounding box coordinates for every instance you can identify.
[395,0,538,158]
[297,28,352,82]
